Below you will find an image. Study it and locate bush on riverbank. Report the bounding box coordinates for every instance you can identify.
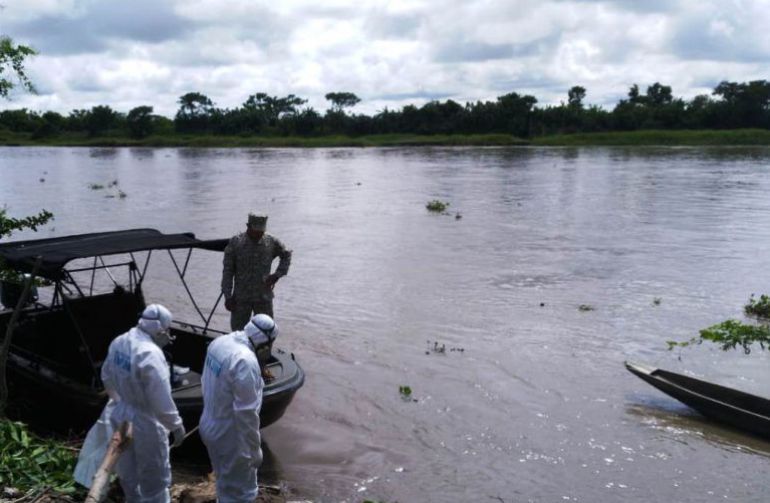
[0,419,84,499]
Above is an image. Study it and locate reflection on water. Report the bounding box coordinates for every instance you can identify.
[3,146,770,502]
[625,401,770,458]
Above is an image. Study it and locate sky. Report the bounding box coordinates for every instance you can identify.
[1,0,770,117]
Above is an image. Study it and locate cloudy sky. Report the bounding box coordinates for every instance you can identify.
[1,0,770,117]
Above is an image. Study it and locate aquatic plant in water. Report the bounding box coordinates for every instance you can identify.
[667,319,770,354]
[744,294,770,319]
[668,293,770,353]
[399,386,412,400]
[425,200,449,213]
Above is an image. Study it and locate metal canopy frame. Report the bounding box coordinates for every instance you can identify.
[45,247,222,333]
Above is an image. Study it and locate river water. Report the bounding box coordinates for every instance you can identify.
[2,146,770,502]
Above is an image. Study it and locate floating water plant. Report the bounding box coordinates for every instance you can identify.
[425,200,449,213]
[399,385,412,400]
[667,319,770,354]
[668,293,770,354]
[744,294,770,319]
[578,304,594,312]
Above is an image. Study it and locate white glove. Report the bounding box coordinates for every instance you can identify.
[171,425,186,448]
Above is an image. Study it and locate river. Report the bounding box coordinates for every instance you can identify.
[2,146,770,502]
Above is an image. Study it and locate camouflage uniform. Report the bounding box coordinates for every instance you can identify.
[221,232,291,331]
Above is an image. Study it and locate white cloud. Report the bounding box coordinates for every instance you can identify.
[2,0,770,116]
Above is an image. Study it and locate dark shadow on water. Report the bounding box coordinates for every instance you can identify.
[89,147,119,159]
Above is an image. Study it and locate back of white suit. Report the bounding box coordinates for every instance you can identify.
[200,332,263,503]
[101,327,182,503]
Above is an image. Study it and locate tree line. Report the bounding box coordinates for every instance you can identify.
[1,81,770,139]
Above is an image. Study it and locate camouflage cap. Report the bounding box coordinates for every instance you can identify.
[247,213,268,230]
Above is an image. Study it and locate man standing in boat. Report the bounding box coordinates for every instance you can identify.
[221,212,292,328]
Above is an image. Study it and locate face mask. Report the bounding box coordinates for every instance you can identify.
[152,328,175,348]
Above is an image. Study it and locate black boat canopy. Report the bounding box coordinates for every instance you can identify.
[0,228,228,279]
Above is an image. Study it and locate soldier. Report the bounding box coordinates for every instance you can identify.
[221,213,292,331]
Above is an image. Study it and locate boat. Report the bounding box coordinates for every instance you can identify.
[625,361,770,439]
[0,228,305,431]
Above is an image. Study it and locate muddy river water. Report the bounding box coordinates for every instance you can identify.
[3,146,770,502]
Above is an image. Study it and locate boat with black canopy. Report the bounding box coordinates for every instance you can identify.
[0,228,304,430]
[625,361,770,439]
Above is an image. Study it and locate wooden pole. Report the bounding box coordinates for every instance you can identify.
[0,256,42,417]
[84,421,133,503]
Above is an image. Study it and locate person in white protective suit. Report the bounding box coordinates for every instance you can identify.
[199,313,278,503]
[101,304,186,503]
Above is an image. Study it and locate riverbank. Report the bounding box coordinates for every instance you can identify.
[0,419,298,503]
[0,131,526,147]
[2,128,770,148]
[531,128,770,146]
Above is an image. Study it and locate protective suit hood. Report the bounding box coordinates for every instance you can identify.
[244,313,277,346]
[138,304,174,347]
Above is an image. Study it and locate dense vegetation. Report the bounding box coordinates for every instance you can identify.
[0,419,84,497]
[2,80,770,143]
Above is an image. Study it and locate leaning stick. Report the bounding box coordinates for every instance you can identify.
[85,421,133,503]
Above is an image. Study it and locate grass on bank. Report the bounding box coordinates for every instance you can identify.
[0,130,527,147]
[3,128,770,147]
[532,128,770,146]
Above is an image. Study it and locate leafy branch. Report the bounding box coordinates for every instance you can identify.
[0,36,37,98]
[0,208,54,283]
[0,208,53,238]
[0,419,84,495]
[667,320,770,354]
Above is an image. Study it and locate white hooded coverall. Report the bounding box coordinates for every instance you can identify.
[101,326,183,503]
[199,331,263,503]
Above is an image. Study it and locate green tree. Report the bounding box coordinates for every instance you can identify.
[496,92,537,137]
[567,86,586,109]
[31,111,65,139]
[324,92,361,113]
[85,105,119,136]
[0,36,36,98]
[645,82,673,106]
[126,105,155,138]
[175,92,215,133]
[0,35,49,418]
[177,92,214,117]
[243,92,307,128]
[713,80,770,128]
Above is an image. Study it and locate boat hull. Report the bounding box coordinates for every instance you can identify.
[625,361,770,439]
[7,349,304,432]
